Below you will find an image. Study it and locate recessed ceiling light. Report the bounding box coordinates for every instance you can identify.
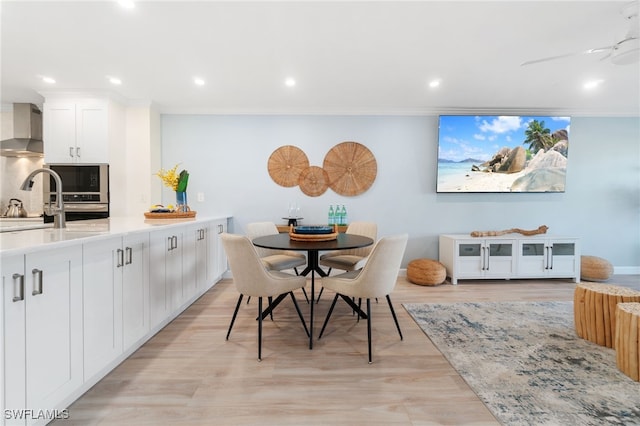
[118,0,135,9]
[42,76,56,84]
[429,79,441,88]
[285,78,296,87]
[583,79,604,90]
[108,76,122,85]
[194,77,205,86]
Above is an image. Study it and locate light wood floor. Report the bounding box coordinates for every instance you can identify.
[56,275,639,426]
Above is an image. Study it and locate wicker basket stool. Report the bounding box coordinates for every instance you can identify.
[615,302,640,381]
[574,282,640,348]
[581,255,614,282]
[407,259,446,286]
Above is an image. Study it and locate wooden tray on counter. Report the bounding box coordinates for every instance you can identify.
[144,211,196,219]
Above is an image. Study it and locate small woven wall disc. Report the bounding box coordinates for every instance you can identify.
[298,166,329,197]
[268,145,310,187]
[323,141,377,196]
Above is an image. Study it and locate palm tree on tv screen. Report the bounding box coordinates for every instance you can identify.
[523,120,555,153]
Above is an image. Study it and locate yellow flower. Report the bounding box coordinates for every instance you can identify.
[155,163,189,192]
[155,164,180,191]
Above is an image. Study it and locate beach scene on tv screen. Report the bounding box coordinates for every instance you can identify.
[437,115,570,192]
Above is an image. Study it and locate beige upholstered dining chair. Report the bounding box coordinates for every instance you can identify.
[246,221,307,275]
[318,234,408,363]
[221,233,309,361]
[246,221,308,302]
[317,221,377,301]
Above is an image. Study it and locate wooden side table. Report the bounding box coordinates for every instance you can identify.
[615,302,640,381]
[574,282,640,348]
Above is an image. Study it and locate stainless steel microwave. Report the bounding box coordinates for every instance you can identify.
[43,163,109,221]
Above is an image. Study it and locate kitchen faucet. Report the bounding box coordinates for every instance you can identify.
[20,168,66,229]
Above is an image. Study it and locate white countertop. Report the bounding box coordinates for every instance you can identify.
[0,216,228,256]
[0,217,53,233]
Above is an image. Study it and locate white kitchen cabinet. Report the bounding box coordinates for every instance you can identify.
[82,236,123,381]
[82,232,150,381]
[184,223,210,300]
[209,219,228,283]
[1,247,82,426]
[43,99,109,163]
[517,238,580,280]
[149,227,184,328]
[2,217,230,425]
[439,234,580,284]
[2,255,26,426]
[121,232,150,349]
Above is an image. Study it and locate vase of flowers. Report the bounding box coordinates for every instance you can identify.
[156,164,190,212]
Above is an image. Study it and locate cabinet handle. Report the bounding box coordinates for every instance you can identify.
[69,147,74,158]
[168,235,178,251]
[76,147,81,157]
[12,273,24,302]
[218,224,223,234]
[485,247,490,271]
[31,268,43,296]
[125,247,133,265]
[544,246,550,270]
[548,245,554,270]
[117,248,124,267]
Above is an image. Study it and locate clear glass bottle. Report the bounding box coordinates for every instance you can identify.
[341,205,347,225]
[328,205,334,225]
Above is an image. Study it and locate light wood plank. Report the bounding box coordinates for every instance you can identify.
[54,275,640,425]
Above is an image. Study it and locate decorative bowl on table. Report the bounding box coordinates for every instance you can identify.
[293,225,334,234]
[289,224,338,241]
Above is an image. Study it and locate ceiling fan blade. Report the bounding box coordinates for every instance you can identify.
[520,46,615,66]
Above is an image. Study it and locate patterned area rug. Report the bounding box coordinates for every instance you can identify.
[404,301,640,426]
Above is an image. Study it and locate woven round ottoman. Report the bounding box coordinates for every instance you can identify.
[407,259,446,286]
[581,255,614,282]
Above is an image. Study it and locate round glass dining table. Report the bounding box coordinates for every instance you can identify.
[252,232,373,349]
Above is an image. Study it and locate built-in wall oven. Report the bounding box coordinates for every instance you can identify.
[43,163,109,222]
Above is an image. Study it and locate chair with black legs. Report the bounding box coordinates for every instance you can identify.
[318,234,408,363]
[221,233,309,361]
[316,221,377,302]
[246,221,309,303]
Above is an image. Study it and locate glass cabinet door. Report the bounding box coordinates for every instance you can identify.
[485,241,514,276]
[459,244,481,257]
[522,243,544,257]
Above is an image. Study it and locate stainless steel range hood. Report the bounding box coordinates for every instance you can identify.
[0,103,44,157]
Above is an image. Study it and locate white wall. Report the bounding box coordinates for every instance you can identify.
[160,115,640,271]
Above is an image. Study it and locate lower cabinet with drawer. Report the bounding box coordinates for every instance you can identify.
[1,217,230,425]
[2,247,83,426]
[439,234,580,284]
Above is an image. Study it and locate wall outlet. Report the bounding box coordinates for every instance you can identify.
[197,192,205,202]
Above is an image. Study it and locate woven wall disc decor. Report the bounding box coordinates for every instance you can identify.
[298,166,329,197]
[323,141,377,196]
[268,145,310,187]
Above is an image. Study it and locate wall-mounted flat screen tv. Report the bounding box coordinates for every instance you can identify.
[437,115,570,193]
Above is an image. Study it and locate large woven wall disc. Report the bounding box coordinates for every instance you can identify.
[298,166,329,197]
[268,145,310,187]
[323,141,377,196]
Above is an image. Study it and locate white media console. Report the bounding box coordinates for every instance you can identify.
[439,234,580,285]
